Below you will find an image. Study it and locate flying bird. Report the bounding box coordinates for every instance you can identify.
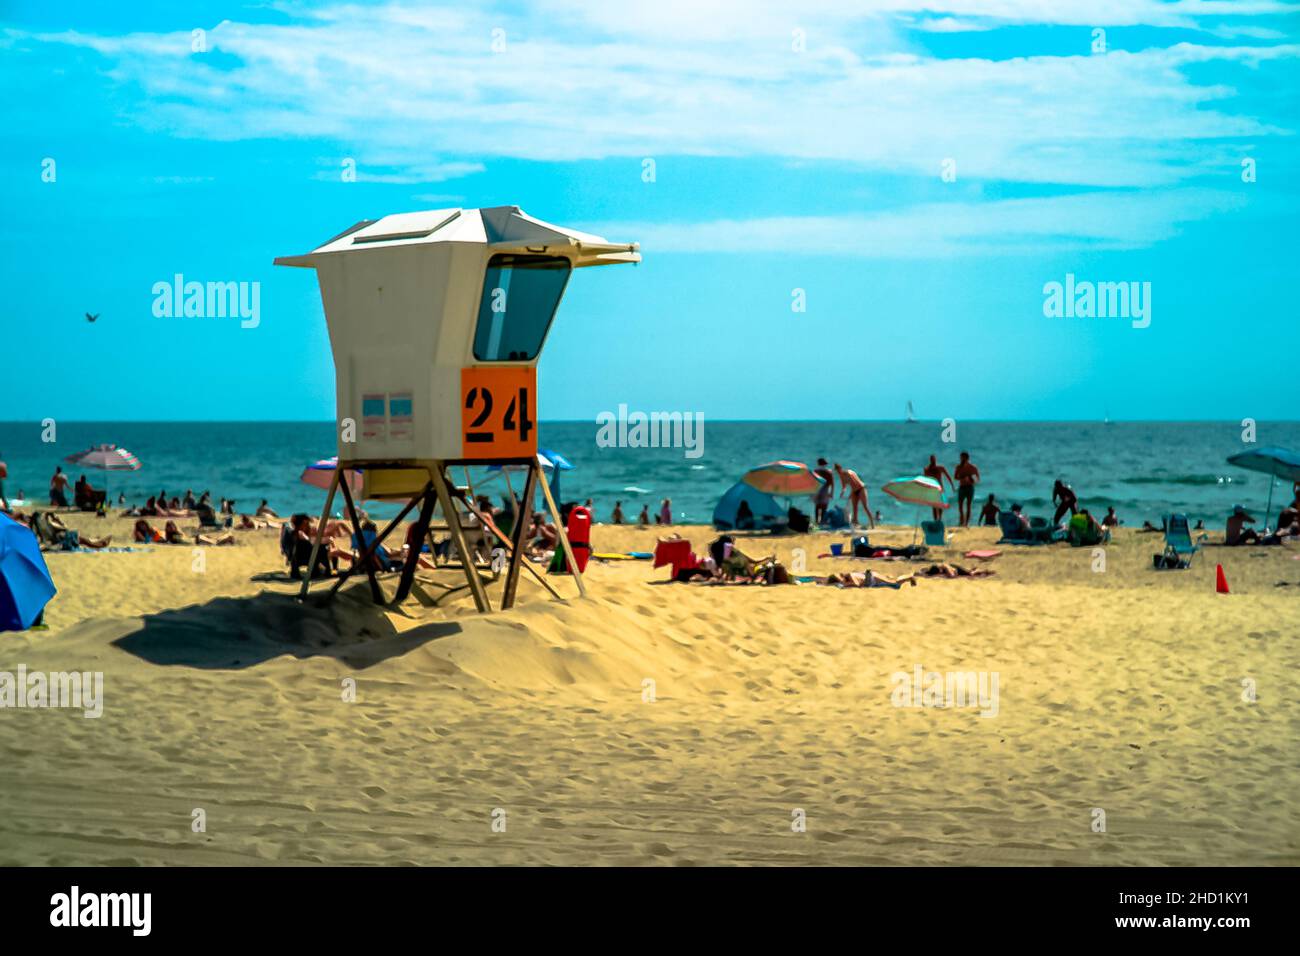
[85,312,99,323]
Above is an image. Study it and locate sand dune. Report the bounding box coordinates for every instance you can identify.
[1,512,1296,865]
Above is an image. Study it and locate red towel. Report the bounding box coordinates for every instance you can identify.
[653,537,697,577]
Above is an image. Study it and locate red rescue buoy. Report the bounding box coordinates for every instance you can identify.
[567,506,591,573]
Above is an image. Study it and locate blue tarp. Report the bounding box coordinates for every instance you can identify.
[0,513,57,631]
[712,482,786,532]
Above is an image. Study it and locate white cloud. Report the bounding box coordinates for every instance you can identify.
[587,189,1252,257]
[16,3,1295,190]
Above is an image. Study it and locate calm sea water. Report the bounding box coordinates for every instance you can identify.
[1,421,1296,526]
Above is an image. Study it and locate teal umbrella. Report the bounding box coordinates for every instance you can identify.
[1226,446,1300,529]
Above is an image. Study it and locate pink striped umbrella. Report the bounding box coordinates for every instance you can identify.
[300,456,364,496]
[64,444,142,471]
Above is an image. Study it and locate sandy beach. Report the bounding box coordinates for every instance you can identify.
[1,511,1295,866]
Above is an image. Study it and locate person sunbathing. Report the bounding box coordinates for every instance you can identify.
[917,562,994,578]
[33,511,111,549]
[237,513,282,530]
[824,570,917,589]
[286,514,348,578]
[163,520,187,544]
[1225,505,1259,546]
[256,500,279,518]
[196,530,236,546]
[133,519,164,543]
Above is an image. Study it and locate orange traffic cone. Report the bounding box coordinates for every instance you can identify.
[1215,563,1230,594]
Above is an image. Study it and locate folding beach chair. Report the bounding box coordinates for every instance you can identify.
[1029,516,1065,544]
[1156,513,1197,569]
[997,512,1034,544]
[921,520,947,547]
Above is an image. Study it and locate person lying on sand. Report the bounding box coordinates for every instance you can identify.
[824,570,917,589]
[196,530,236,546]
[237,513,282,530]
[256,499,279,518]
[32,511,111,550]
[164,520,187,544]
[917,562,994,578]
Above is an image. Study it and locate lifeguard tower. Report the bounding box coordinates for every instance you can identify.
[275,205,639,611]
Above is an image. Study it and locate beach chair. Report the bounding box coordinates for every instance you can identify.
[1029,516,1064,544]
[997,512,1034,544]
[921,520,947,547]
[1156,513,1197,569]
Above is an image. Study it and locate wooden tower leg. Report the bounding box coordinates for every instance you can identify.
[501,460,539,609]
[537,462,586,598]
[391,483,436,604]
[338,472,385,605]
[431,465,491,613]
[298,467,340,603]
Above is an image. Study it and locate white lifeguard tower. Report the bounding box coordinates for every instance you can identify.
[276,205,639,611]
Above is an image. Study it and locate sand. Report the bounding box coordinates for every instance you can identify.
[1,511,1296,866]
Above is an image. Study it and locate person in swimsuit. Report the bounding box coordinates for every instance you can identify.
[1051,479,1078,526]
[953,451,980,527]
[813,458,835,524]
[923,455,955,521]
[834,463,875,528]
[979,494,1000,527]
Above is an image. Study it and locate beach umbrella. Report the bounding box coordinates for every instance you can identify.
[64,444,141,471]
[63,443,141,506]
[882,475,950,509]
[299,456,364,496]
[0,512,57,631]
[882,475,949,545]
[741,461,822,497]
[538,447,574,501]
[1226,446,1300,528]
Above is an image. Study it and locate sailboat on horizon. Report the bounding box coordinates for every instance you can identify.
[905,400,918,424]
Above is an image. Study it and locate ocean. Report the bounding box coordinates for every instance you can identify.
[1,420,1296,527]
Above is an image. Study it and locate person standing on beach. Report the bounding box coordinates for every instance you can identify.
[637,505,650,527]
[953,452,980,527]
[813,458,835,525]
[1051,479,1078,526]
[659,499,673,526]
[834,463,875,528]
[49,467,69,507]
[611,501,624,524]
[924,455,955,521]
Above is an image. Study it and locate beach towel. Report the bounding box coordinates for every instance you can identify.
[964,549,1001,560]
[653,537,697,579]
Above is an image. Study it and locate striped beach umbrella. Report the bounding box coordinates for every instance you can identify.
[741,460,822,496]
[64,443,141,471]
[882,475,949,509]
[299,456,364,495]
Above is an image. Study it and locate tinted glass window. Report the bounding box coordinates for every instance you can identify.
[473,254,572,361]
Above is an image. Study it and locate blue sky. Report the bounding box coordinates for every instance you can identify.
[1,0,1296,422]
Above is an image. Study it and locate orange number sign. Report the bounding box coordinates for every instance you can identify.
[460,366,537,459]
